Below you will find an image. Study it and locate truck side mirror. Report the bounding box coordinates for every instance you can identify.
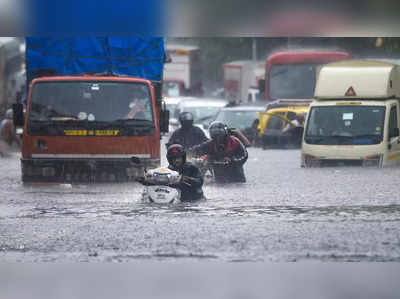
[160,109,170,133]
[12,103,24,127]
[153,81,163,104]
[389,127,400,139]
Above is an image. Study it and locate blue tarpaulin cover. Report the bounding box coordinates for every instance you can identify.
[26,37,164,83]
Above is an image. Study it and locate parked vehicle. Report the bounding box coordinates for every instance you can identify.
[0,37,24,117]
[171,97,228,135]
[258,104,309,149]
[260,50,352,102]
[223,60,264,105]
[302,60,400,167]
[163,96,183,133]
[14,37,169,183]
[214,105,265,145]
[163,44,202,97]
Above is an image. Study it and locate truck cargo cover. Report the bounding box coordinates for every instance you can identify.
[314,60,400,99]
[26,37,164,83]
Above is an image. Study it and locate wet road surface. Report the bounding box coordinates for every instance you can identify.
[1,144,400,261]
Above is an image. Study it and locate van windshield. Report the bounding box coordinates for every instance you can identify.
[305,106,386,145]
[269,64,318,99]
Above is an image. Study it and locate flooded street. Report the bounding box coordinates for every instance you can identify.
[1,142,400,262]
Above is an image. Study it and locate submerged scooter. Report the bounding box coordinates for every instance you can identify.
[131,157,182,204]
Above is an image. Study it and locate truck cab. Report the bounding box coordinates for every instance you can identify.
[17,37,168,183]
[302,60,400,167]
[263,50,351,102]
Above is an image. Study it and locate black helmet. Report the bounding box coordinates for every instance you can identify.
[166,144,186,165]
[209,121,228,140]
[178,112,194,127]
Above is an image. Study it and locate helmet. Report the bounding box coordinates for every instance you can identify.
[166,144,186,165]
[209,121,228,140]
[178,112,194,128]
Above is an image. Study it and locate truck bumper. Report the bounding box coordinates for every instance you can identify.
[21,158,160,183]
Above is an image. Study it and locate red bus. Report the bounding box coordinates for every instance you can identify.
[264,50,351,102]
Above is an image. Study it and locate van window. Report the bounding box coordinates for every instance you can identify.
[389,106,398,134]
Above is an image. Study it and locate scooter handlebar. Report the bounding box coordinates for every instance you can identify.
[209,160,230,166]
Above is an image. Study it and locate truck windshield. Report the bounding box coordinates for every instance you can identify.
[305,106,385,145]
[28,81,155,136]
[29,81,154,123]
[269,64,318,99]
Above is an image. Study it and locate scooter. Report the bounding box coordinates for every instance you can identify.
[131,157,182,204]
[140,166,182,204]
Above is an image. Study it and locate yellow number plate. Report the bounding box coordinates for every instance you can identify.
[64,130,119,136]
[95,130,119,136]
[64,130,87,136]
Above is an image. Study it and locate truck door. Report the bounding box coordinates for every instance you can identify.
[387,103,400,166]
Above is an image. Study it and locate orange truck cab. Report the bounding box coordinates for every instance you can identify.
[14,38,168,183]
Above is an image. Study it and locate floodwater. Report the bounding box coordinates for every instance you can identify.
[1,144,400,262]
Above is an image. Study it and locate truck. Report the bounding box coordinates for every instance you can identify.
[223,60,256,105]
[0,37,24,118]
[223,60,266,105]
[13,37,169,183]
[163,44,202,97]
[302,60,400,168]
[256,50,351,148]
[261,50,352,102]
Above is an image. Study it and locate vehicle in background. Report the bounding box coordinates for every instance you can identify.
[259,50,352,103]
[163,96,182,114]
[302,60,400,168]
[258,103,309,149]
[223,60,265,105]
[163,44,202,97]
[210,87,225,99]
[247,87,264,103]
[14,37,169,183]
[171,97,228,136]
[0,37,25,117]
[163,96,184,134]
[247,61,266,103]
[214,105,265,145]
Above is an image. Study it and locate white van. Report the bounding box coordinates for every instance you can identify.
[302,60,400,167]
